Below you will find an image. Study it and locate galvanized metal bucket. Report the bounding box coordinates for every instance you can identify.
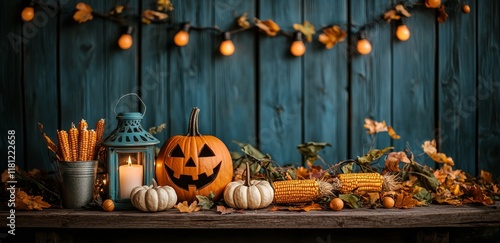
[57,160,98,209]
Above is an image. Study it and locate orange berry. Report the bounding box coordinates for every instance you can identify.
[330,198,344,211]
[102,199,115,212]
[22,7,35,22]
[383,197,395,209]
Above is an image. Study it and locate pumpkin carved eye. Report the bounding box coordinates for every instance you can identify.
[170,145,185,157]
[199,144,215,157]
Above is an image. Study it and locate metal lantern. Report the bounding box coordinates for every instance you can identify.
[101,94,159,208]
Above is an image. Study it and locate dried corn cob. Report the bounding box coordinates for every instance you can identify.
[87,129,97,161]
[95,118,105,145]
[78,127,89,161]
[69,123,79,161]
[273,179,333,204]
[78,118,88,132]
[335,173,384,194]
[57,130,71,161]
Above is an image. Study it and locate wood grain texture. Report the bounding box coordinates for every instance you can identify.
[258,0,303,166]
[392,4,436,166]
[7,202,500,229]
[350,0,393,169]
[0,1,25,169]
[438,1,477,175]
[23,0,58,170]
[303,0,348,166]
[213,0,257,153]
[477,0,500,179]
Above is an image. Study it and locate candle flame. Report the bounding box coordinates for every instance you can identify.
[127,156,132,166]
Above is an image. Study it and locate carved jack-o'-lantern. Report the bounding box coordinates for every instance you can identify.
[155,107,233,203]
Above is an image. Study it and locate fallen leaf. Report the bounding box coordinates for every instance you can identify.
[318,25,346,49]
[293,21,315,42]
[16,190,51,211]
[254,18,280,37]
[217,205,238,214]
[73,2,93,23]
[174,201,201,213]
[357,147,394,164]
[196,192,215,210]
[481,170,493,184]
[383,151,410,173]
[388,126,400,139]
[422,140,454,166]
[382,4,411,22]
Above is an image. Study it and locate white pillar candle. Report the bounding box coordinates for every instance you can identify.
[119,156,143,199]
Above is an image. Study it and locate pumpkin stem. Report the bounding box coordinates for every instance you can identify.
[152,178,157,187]
[187,107,201,136]
[244,161,251,187]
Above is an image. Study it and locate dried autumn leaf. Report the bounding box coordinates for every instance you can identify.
[16,190,51,211]
[293,20,315,42]
[364,118,388,134]
[157,0,174,12]
[110,5,125,15]
[174,201,201,213]
[73,2,93,24]
[422,139,454,166]
[437,5,448,23]
[383,151,410,173]
[394,190,418,209]
[481,170,493,184]
[382,4,411,22]
[318,25,346,49]
[395,4,412,18]
[142,10,168,24]
[217,205,236,214]
[295,166,309,179]
[287,203,322,212]
[357,146,393,164]
[388,126,400,139]
[237,13,251,29]
[254,18,280,37]
[196,192,215,210]
[464,185,495,205]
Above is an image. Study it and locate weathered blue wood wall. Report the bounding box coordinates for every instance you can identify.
[1,0,499,178]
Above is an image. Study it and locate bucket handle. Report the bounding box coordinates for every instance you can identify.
[113,93,147,118]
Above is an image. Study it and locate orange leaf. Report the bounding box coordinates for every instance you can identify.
[15,190,51,211]
[364,118,388,134]
[422,140,454,166]
[174,201,200,213]
[388,126,400,139]
[318,25,346,49]
[237,13,251,29]
[217,205,240,215]
[293,21,315,42]
[254,18,280,37]
[437,5,448,23]
[480,170,493,184]
[73,2,93,24]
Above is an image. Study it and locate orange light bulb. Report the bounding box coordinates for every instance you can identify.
[219,40,235,56]
[118,34,133,50]
[396,25,410,41]
[290,41,306,57]
[356,38,372,55]
[22,6,35,22]
[174,30,190,47]
[462,4,470,14]
[425,0,441,8]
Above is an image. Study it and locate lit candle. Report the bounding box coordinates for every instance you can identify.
[119,156,143,199]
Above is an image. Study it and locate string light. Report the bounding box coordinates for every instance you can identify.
[290,32,306,57]
[356,37,372,55]
[219,32,235,56]
[118,26,134,50]
[425,0,441,8]
[462,4,470,14]
[21,6,35,22]
[174,23,191,47]
[396,24,410,41]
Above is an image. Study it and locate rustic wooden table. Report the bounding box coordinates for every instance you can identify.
[2,202,500,242]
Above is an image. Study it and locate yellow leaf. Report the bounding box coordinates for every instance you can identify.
[237,13,251,29]
[293,21,315,42]
[174,201,200,213]
[254,18,280,37]
[388,126,400,139]
[15,190,51,211]
[422,140,454,166]
[73,2,93,24]
[318,25,346,49]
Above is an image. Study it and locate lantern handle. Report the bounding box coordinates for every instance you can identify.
[113,93,147,118]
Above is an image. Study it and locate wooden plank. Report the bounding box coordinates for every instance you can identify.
[0,1,25,169]
[438,1,477,175]
[23,0,59,171]
[392,4,436,166]
[350,0,393,169]
[139,0,170,146]
[168,0,215,137]
[213,0,257,154]
[302,0,348,166]
[8,202,500,229]
[258,0,303,166]
[477,0,500,179]
[59,0,139,142]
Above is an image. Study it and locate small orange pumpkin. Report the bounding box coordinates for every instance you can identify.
[156,107,233,203]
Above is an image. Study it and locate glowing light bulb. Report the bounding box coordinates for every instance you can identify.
[425,0,441,8]
[219,32,235,56]
[462,4,470,14]
[356,38,372,55]
[396,25,410,41]
[118,26,134,50]
[174,23,191,47]
[290,32,305,57]
[22,6,35,22]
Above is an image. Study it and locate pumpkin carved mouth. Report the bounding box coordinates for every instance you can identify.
[165,162,222,191]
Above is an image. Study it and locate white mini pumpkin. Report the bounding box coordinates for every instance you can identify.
[130,178,177,212]
[223,162,274,210]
